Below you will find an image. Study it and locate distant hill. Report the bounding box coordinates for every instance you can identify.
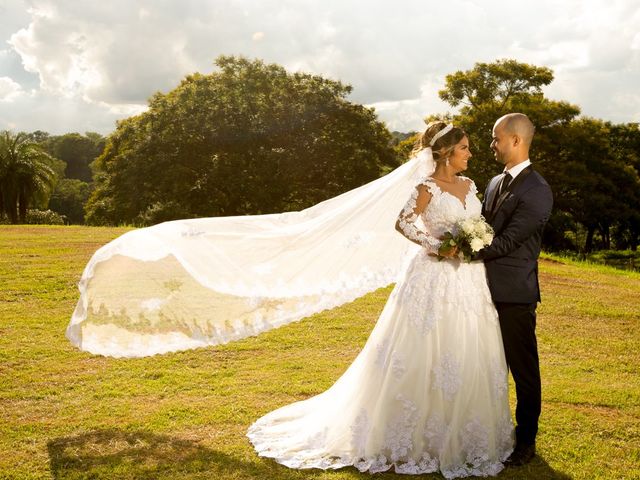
[390,131,417,145]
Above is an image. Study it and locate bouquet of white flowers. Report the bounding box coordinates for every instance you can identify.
[438,216,494,262]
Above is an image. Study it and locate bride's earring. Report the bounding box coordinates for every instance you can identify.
[445,157,450,167]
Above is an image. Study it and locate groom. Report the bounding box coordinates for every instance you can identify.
[475,113,553,466]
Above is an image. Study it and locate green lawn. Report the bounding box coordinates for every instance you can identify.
[1,225,638,480]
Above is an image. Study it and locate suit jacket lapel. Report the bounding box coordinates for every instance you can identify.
[487,166,534,223]
[484,176,502,217]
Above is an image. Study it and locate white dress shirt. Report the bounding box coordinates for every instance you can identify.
[504,159,532,180]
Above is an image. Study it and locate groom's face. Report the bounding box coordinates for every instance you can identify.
[490,123,512,165]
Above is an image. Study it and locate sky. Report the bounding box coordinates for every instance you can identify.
[1,0,639,135]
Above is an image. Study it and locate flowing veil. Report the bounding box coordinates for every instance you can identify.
[67,152,434,357]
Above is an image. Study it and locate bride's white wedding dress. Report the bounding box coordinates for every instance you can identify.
[247,177,514,478]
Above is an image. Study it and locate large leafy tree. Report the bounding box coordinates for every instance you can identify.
[48,178,92,224]
[553,118,634,251]
[46,132,104,182]
[541,119,640,252]
[33,132,104,224]
[608,122,640,250]
[0,131,59,223]
[86,56,398,226]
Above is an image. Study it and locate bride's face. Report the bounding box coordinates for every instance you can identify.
[448,136,472,172]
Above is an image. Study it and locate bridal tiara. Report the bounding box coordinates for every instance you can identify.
[429,124,454,146]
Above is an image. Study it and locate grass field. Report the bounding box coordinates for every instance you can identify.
[1,225,638,480]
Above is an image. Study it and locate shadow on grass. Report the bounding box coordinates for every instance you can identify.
[496,455,573,480]
[46,428,344,480]
[46,428,572,480]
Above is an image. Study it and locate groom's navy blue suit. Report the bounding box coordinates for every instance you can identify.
[477,164,553,447]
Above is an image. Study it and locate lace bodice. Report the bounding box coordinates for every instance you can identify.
[396,176,480,254]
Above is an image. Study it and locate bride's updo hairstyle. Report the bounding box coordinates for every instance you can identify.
[413,121,466,164]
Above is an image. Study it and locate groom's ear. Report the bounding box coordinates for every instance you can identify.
[512,134,521,147]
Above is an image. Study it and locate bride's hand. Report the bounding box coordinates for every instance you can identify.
[437,244,459,259]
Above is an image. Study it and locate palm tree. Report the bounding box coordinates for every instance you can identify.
[0,131,57,223]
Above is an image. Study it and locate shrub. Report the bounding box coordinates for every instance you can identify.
[25,209,66,225]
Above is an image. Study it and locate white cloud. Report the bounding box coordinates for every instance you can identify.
[0,76,23,101]
[0,0,638,134]
[0,88,134,133]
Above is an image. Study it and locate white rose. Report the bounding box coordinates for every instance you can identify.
[470,237,485,252]
[474,221,488,236]
[461,218,475,235]
[482,233,494,245]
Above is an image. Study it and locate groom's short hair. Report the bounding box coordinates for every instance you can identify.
[497,113,535,148]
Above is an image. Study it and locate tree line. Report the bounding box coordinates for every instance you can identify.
[0,131,103,224]
[1,56,638,252]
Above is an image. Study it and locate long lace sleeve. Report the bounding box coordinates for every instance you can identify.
[395,183,442,254]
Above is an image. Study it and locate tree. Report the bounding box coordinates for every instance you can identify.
[25,130,51,144]
[607,123,640,250]
[47,132,104,182]
[553,119,613,251]
[48,178,91,224]
[0,131,59,223]
[440,60,554,111]
[392,132,419,164]
[86,56,398,226]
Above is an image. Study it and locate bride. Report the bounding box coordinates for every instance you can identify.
[245,122,513,478]
[66,121,513,478]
